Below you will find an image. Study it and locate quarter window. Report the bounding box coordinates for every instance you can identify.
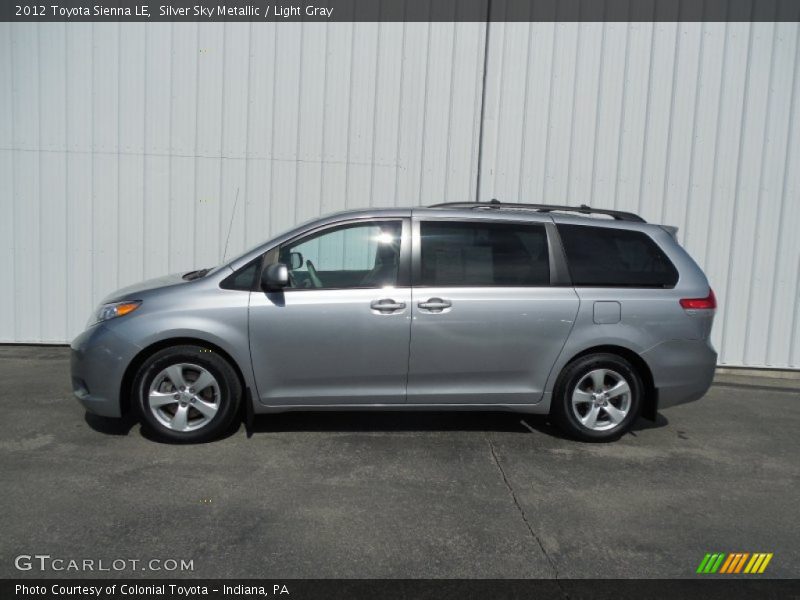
[279,221,403,289]
[557,224,679,288]
[419,221,550,287]
[220,258,260,291]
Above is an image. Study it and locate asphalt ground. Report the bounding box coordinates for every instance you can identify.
[0,345,798,579]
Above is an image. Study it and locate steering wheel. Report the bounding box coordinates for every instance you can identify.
[288,270,298,288]
[306,260,324,288]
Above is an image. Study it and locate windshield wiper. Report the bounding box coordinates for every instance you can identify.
[182,268,210,281]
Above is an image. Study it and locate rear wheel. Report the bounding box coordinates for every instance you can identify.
[551,353,642,442]
[134,345,242,443]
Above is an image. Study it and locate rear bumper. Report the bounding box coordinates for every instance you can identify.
[642,338,717,409]
[70,324,141,418]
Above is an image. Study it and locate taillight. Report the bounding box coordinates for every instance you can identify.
[680,289,717,310]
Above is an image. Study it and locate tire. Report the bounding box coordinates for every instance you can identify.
[551,352,643,442]
[133,344,242,443]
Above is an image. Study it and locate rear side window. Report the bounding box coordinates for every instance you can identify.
[420,221,550,287]
[557,224,678,288]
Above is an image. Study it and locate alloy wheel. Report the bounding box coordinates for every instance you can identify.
[570,368,632,432]
[147,363,221,432]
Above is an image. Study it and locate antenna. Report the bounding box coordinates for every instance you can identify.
[222,187,240,263]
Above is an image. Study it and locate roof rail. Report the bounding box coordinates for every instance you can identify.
[427,200,646,223]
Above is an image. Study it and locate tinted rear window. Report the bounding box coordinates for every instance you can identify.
[558,224,678,288]
[420,221,550,287]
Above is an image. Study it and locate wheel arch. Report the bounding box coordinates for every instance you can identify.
[552,344,658,421]
[119,337,249,417]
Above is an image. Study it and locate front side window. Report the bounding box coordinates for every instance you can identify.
[419,221,550,287]
[557,224,679,287]
[279,221,402,289]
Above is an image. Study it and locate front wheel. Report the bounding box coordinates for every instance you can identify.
[551,353,643,442]
[133,345,242,443]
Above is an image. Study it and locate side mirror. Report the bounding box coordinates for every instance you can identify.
[288,252,303,270]
[261,263,289,291]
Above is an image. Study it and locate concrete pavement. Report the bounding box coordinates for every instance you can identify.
[0,345,797,579]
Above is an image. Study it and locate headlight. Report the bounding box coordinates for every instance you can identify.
[88,300,141,327]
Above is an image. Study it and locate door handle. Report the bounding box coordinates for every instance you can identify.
[417,297,452,312]
[370,298,406,313]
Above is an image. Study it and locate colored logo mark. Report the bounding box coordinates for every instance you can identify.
[696,553,773,574]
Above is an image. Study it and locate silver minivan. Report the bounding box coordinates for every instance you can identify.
[71,202,717,443]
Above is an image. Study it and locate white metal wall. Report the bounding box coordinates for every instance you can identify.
[479,22,800,369]
[0,22,487,343]
[1,22,799,369]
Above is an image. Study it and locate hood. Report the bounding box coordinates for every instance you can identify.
[101,272,191,304]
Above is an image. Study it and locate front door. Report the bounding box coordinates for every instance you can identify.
[407,218,579,405]
[249,218,412,406]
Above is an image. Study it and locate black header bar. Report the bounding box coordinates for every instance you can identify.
[4,0,800,22]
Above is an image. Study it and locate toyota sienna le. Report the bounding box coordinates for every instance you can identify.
[71,201,717,442]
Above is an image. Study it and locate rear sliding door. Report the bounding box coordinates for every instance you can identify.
[407,218,579,405]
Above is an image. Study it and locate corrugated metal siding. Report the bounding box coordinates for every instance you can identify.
[0,21,798,369]
[479,22,800,369]
[0,22,487,343]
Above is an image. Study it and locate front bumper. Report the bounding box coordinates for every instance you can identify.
[70,324,142,418]
[642,338,717,409]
